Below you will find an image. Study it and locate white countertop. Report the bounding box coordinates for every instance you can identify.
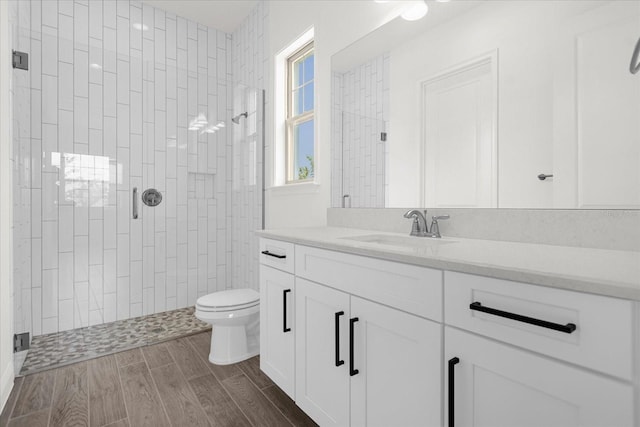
[256,227,640,301]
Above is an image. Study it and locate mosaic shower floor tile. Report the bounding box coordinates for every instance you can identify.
[19,306,210,376]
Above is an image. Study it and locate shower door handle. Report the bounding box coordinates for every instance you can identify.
[132,187,138,219]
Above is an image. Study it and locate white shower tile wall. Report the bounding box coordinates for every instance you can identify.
[12,0,237,337]
[331,53,390,208]
[230,1,269,292]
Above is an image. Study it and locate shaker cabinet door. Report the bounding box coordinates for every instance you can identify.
[445,327,634,427]
[259,264,295,397]
[350,296,442,427]
[295,278,351,427]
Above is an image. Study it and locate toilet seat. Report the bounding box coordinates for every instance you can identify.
[196,289,259,312]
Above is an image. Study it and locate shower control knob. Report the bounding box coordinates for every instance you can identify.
[141,188,163,207]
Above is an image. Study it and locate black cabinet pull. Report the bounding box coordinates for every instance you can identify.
[469,301,576,334]
[261,250,286,259]
[448,357,460,427]
[283,289,291,333]
[349,317,359,376]
[335,311,345,367]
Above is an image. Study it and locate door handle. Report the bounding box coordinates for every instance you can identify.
[261,250,286,259]
[349,317,359,376]
[335,311,345,367]
[631,36,640,75]
[469,301,576,334]
[283,289,291,333]
[448,357,460,427]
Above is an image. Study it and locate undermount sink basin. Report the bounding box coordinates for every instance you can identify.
[340,234,457,249]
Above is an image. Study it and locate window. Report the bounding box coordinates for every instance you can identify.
[286,42,314,182]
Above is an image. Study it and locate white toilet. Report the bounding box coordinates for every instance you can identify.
[195,288,260,365]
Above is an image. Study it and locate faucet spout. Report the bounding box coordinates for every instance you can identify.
[403,209,429,236]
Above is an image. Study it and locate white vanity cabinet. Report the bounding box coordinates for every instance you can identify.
[259,239,296,397]
[258,236,639,427]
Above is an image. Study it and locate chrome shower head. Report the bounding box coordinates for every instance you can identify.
[231,112,248,124]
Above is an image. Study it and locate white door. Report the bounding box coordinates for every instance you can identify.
[350,296,442,427]
[295,278,350,427]
[259,264,295,397]
[445,327,634,427]
[421,52,498,208]
[553,1,640,208]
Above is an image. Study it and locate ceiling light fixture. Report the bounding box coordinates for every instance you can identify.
[401,0,428,21]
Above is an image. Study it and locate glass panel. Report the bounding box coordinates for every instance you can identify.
[293,119,314,180]
[293,89,303,116]
[294,60,304,88]
[304,54,314,83]
[303,82,314,113]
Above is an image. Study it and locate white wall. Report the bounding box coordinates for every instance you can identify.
[265,0,407,228]
[0,0,15,412]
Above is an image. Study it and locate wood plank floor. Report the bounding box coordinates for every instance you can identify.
[1,332,317,427]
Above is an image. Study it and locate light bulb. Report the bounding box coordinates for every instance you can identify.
[401,0,428,21]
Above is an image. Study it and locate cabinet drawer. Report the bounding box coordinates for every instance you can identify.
[295,245,442,320]
[445,271,634,380]
[259,238,295,274]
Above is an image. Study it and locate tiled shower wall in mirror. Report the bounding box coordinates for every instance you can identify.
[230,0,268,299]
[331,52,389,208]
[12,0,266,339]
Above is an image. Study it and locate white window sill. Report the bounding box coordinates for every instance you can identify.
[267,182,321,197]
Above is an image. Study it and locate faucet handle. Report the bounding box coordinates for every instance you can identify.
[430,215,449,238]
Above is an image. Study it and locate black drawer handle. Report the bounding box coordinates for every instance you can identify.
[448,357,459,427]
[469,301,576,334]
[335,311,344,367]
[349,317,359,376]
[262,250,286,259]
[283,289,291,333]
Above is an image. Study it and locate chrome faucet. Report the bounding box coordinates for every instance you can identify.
[403,209,449,238]
[403,209,429,237]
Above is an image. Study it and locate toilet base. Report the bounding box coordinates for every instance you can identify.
[209,348,260,365]
[207,316,259,365]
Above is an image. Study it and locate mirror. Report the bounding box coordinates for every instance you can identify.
[331,0,640,209]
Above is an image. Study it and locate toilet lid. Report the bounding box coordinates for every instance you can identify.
[196,289,259,311]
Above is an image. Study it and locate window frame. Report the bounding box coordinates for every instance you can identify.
[285,41,315,183]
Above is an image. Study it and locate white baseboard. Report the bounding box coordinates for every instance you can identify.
[0,359,15,415]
